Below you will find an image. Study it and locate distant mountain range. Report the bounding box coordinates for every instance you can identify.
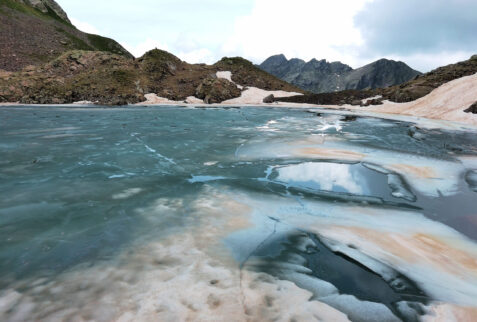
[259,54,422,93]
[276,54,477,106]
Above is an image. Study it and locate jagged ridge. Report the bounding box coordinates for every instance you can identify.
[259,54,422,93]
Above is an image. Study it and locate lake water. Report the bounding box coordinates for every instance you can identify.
[1,105,477,321]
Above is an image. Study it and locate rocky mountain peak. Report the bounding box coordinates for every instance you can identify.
[260,54,288,69]
[17,0,71,23]
[259,54,421,93]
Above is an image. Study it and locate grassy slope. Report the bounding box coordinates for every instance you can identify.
[0,0,132,71]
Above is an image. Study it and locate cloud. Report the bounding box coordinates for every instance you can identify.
[62,0,477,71]
[177,48,216,64]
[70,18,100,34]
[222,0,372,66]
[171,34,217,64]
[355,0,477,57]
[121,35,216,64]
[123,38,170,58]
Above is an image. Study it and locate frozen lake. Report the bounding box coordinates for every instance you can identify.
[1,105,477,321]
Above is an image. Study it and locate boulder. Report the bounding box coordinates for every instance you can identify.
[464,101,477,114]
[263,94,275,103]
[195,77,241,104]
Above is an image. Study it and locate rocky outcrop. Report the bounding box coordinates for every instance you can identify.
[259,55,421,94]
[0,0,133,71]
[263,94,275,103]
[464,102,477,114]
[18,0,71,23]
[195,76,242,104]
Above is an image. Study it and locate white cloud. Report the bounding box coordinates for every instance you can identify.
[277,162,364,194]
[222,0,373,66]
[70,18,100,34]
[123,38,170,58]
[171,34,217,64]
[122,34,217,63]
[177,48,216,64]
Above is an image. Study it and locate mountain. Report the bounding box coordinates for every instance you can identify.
[0,49,304,105]
[259,54,422,93]
[276,54,477,106]
[0,0,133,71]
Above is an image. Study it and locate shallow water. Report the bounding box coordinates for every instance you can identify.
[1,106,477,321]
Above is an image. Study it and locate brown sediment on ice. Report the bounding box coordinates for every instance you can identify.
[297,147,365,161]
[423,303,477,322]
[386,164,437,179]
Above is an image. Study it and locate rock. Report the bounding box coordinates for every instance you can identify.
[464,101,477,114]
[368,98,383,106]
[195,77,241,104]
[342,115,357,122]
[351,100,362,106]
[263,94,275,103]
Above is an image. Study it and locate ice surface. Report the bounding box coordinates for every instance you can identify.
[1,106,477,321]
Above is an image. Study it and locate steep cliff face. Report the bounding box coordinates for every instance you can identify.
[260,55,421,93]
[0,0,133,71]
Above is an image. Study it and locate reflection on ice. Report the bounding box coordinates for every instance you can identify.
[238,137,465,198]
[275,162,365,194]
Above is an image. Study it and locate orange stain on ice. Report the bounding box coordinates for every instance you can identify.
[320,225,477,277]
[387,164,437,178]
[424,303,477,322]
[297,147,365,161]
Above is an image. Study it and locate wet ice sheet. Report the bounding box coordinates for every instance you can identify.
[1,106,477,321]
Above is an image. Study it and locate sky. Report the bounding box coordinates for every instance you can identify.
[58,0,477,72]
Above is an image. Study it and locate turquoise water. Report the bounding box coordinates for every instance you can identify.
[1,106,477,321]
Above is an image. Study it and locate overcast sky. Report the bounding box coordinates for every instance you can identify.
[57,0,477,72]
